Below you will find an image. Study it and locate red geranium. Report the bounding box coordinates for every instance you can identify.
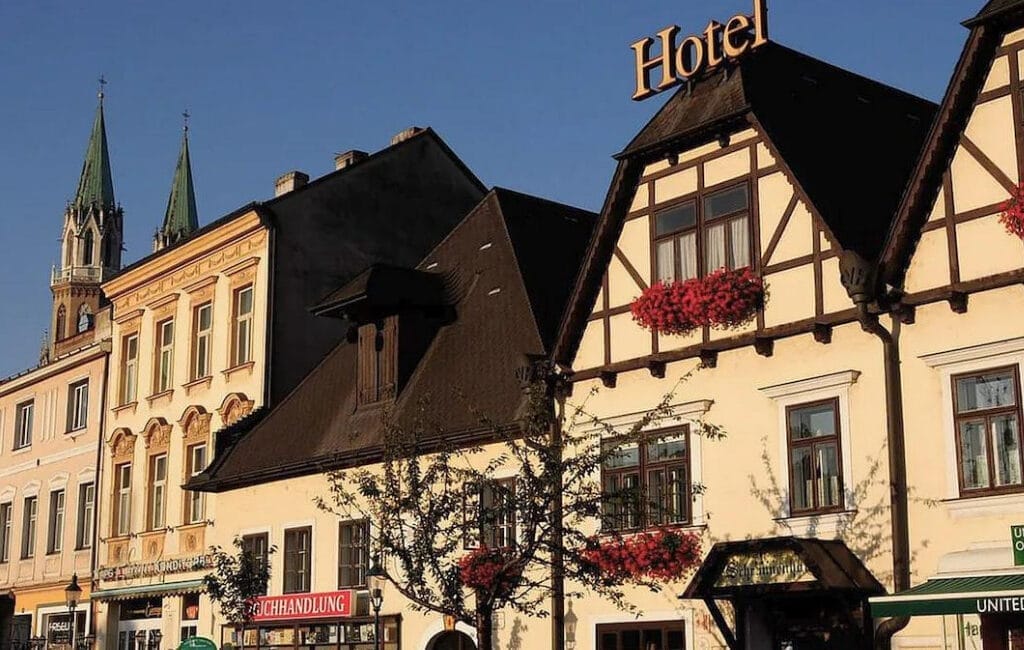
[630,267,764,335]
[458,546,521,595]
[1000,182,1024,240]
[582,528,701,583]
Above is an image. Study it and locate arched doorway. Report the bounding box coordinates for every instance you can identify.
[427,631,476,650]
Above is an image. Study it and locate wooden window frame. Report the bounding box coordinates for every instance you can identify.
[76,482,94,550]
[600,427,691,533]
[952,365,1024,497]
[241,533,270,595]
[120,333,139,405]
[595,620,687,650]
[786,398,845,516]
[231,285,254,367]
[13,400,33,450]
[21,496,37,559]
[184,443,208,525]
[191,302,213,381]
[147,453,168,531]
[283,526,312,594]
[0,502,10,563]
[337,519,370,589]
[67,379,89,433]
[651,181,753,285]
[113,462,132,537]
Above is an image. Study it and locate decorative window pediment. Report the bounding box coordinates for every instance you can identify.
[218,392,254,427]
[109,428,137,463]
[142,418,172,453]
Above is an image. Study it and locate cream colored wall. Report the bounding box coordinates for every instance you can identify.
[581,129,833,372]
[0,346,107,593]
[95,215,270,647]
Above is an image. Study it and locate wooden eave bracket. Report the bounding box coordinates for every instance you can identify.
[894,303,916,325]
[948,291,968,314]
[812,323,832,344]
[754,337,774,357]
[648,360,667,378]
[699,349,718,369]
[600,371,617,389]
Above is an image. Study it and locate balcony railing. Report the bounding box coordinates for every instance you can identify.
[50,265,110,286]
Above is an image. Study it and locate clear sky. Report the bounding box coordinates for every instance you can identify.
[0,1,978,377]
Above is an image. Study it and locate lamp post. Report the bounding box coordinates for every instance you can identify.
[366,556,385,650]
[64,575,82,650]
[564,601,577,650]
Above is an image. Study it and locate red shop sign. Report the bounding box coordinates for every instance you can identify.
[252,591,354,621]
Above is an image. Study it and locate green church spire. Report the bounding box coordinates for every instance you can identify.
[74,84,116,211]
[158,115,199,247]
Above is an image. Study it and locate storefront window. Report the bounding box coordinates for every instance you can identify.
[227,617,399,650]
[596,621,684,650]
[43,611,86,650]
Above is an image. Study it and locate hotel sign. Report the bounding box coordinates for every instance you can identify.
[252,590,354,622]
[631,0,768,101]
[713,549,814,588]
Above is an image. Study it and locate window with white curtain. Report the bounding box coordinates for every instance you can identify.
[653,182,752,284]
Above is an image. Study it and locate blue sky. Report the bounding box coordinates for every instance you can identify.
[0,1,976,377]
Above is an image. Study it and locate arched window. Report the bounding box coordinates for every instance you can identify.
[102,236,113,268]
[82,230,94,266]
[77,304,93,333]
[55,305,67,341]
[64,232,74,268]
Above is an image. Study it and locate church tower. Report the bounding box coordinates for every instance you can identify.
[153,117,198,251]
[51,86,123,356]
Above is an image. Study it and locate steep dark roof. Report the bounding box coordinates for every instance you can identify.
[553,42,936,365]
[880,5,1015,286]
[191,189,595,492]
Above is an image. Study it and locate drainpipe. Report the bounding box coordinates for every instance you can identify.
[839,252,910,649]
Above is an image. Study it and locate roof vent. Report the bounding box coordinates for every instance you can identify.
[390,126,424,146]
[275,171,309,197]
[334,150,368,171]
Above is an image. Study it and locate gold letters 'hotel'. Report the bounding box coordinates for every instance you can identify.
[91,128,485,649]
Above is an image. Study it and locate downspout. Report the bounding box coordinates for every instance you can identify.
[839,252,910,649]
[89,347,110,645]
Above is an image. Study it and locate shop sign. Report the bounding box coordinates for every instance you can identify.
[98,553,214,581]
[1012,524,1024,566]
[714,549,814,588]
[631,0,768,101]
[252,590,354,622]
[178,638,217,650]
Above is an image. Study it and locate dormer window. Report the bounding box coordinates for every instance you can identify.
[357,317,397,407]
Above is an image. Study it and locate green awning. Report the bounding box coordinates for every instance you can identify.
[870,574,1024,617]
[91,579,205,602]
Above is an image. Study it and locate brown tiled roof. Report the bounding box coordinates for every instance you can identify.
[880,7,1014,286]
[554,42,936,365]
[966,0,1024,26]
[191,189,595,492]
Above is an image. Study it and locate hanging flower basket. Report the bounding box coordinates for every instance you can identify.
[999,182,1024,240]
[582,528,702,583]
[630,267,765,335]
[458,546,521,594]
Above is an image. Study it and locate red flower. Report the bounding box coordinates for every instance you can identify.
[459,546,521,595]
[630,268,765,335]
[1000,183,1024,240]
[581,529,701,583]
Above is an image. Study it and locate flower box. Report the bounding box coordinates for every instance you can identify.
[583,528,701,583]
[630,266,765,335]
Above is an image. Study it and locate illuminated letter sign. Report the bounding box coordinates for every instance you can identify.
[631,0,768,101]
[252,590,354,622]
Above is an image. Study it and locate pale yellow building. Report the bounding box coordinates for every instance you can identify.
[92,128,485,650]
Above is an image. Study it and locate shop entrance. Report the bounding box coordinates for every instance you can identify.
[426,631,475,650]
[116,598,164,650]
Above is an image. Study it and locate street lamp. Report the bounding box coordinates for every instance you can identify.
[65,575,82,650]
[366,556,385,650]
[564,601,577,650]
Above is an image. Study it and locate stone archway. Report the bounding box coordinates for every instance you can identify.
[426,631,476,650]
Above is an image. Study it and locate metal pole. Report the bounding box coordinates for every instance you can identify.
[373,606,381,650]
[69,606,75,650]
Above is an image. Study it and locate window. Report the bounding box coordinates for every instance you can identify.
[21,496,37,559]
[120,334,139,404]
[787,399,843,514]
[953,367,1024,495]
[155,319,175,393]
[356,318,397,407]
[181,593,200,641]
[14,401,33,450]
[192,303,213,380]
[338,520,369,588]
[47,490,65,554]
[82,229,94,266]
[76,483,94,550]
[148,454,168,530]
[232,286,254,366]
[55,305,67,342]
[113,463,132,536]
[653,183,751,283]
[185,444,208,524]
[77,304,93,333]
[601,429,690,532]
[0,503,11,562]
[67,380,89,432]
[284,526,312,593]
[596,621,686,650]
[482,480,516,549]
[242,533,270,595]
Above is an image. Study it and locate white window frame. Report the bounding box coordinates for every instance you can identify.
[921,336,1024,517]
[233,286,254,366]
[155,319,175,393]
[149,454,168,531]
[0,502,12,562]
[14,401,33,450]
[758,370,859,535]
[76,482,94,550]
[115,463,132,537]
[22,495,38,559]
[68,379,89,432]
[47,489,65,554]
[192,303,213,380]
[186,443,207,524]
[121,334,139,404]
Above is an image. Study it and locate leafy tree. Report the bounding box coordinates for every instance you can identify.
[318,364,723,650]
[204,536,277,626]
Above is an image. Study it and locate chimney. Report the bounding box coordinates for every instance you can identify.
[390,126,424,146]
[275,171,309,197]
[334,150,368,171]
